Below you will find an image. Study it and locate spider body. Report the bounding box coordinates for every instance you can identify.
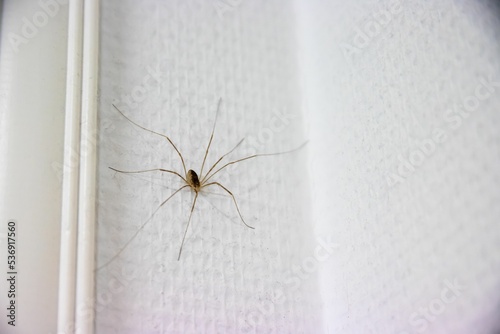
[186,169,201,191]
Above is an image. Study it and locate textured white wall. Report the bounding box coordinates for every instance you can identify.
[296,1,500,333]
[95,1,500,333]
[96,1,321,333]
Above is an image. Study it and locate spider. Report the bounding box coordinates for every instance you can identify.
[100,98,305,266]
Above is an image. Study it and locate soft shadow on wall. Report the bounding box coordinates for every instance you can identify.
[0,0,4,38]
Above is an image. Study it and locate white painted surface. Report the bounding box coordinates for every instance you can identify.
[0,0,68,333]
[57,0,83,332]
[95,1,320,333]
[75,1,100,334]
[296,1,500,333]
[2,1,498,333]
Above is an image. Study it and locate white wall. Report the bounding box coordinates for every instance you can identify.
[0,0,68,333]
[95,1,322,333]
[3,1,498,333]
[296,1,500,333]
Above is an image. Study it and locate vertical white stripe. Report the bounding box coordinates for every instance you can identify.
[75,0,99,333]
[57,0,84,333]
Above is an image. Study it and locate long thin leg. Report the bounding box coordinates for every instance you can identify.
[202,182,254,229]
[199,98,222,179]
[109,167,187,182]
[112,104,188,176]
[203,141,308,184]
[178,192,199,260]
[200,138,245,183]
[95,185,190,271]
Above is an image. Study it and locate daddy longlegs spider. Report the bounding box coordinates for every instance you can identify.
[99,98,306,268]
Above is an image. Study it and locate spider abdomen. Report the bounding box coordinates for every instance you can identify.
[187,169,200,189]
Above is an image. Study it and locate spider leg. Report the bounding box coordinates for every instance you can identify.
[112,104,188,175]
[178,192,199,260]
[109,167,187,182]
[95,184,190,271]
[200,137,244,183]
[203,141,308,184]
[202,182,254,229]
[199,98,222,178]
